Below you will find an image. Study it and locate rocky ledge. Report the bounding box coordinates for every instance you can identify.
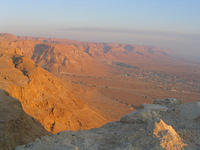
[16,98,200,150]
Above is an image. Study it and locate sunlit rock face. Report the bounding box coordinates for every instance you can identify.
[16,99,200,150]
[0,52,107,135]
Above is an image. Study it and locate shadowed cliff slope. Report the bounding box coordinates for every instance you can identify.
[0,90,49,150]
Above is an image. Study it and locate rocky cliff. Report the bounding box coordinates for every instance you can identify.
[16,98,200,150]
[0,52,107,134]
[0,90,49,150]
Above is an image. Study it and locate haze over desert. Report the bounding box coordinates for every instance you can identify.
[0,0,200,150]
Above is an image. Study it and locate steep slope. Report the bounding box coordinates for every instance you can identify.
[0,90,49,150]
[0,51,107,134]
[16,99,200,150]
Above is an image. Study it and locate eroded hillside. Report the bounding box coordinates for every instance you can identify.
[0,51,107,134]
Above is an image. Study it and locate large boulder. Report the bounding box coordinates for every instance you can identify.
[120,110,157,124]
[140,104,168,111]
[120,104,167,124]
[178,102,200,120]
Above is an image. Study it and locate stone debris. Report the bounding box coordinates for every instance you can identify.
[15,99,200,150]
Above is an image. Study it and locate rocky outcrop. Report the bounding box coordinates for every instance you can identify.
[15,98,200,150]
[153,120,186,150]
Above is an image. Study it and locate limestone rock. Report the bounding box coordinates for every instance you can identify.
[120,104,167,124]
[120,110,158,124]
[141,104,168,111]
[178,102,200,120]
[153,120,186,150]
[153,98,182,106]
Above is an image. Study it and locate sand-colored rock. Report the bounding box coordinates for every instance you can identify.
[154,120,186,150]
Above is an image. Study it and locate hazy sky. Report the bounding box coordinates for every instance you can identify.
[0,0,200,58]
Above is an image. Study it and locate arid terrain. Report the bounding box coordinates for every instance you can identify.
[1,33,200,119]
[16,99,200,150]
[0,33,200,149]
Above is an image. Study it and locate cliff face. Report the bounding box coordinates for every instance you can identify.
[0,90,49,150]
[16,98,200,150]
[0,52,107,134]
